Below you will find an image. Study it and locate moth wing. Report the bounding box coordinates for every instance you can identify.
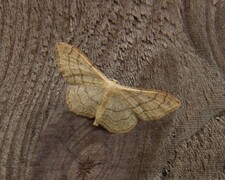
[55,42,108,85]
[66,85,105,118]
[96,93,138,133]
[120,87,180,121]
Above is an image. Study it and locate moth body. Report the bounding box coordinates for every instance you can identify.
[94,79,121,126]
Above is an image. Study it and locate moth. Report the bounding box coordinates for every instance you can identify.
[55,42,180,133]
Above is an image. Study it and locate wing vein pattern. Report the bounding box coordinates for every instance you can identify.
[56,42,180,133]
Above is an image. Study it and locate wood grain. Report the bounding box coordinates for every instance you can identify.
[0,0,224,179]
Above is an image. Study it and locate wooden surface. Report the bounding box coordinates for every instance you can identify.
[0,0,224,179]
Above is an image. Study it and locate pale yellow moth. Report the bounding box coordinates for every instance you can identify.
[55,42,180,133]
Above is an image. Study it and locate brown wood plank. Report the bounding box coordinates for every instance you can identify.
[0,0,224,179]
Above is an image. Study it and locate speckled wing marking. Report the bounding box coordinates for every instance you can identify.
[55,42,107,85]
[120,87,180,121]
[96,93,138,133]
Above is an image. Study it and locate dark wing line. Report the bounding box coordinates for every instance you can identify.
[119,85,180,106]
[56,42,109,82]
[119,91,154,120]
[120,90,179,121]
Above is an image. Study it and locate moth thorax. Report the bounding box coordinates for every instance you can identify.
[106,79,120,92]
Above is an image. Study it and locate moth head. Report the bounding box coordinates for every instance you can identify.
[111,79,120,84]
